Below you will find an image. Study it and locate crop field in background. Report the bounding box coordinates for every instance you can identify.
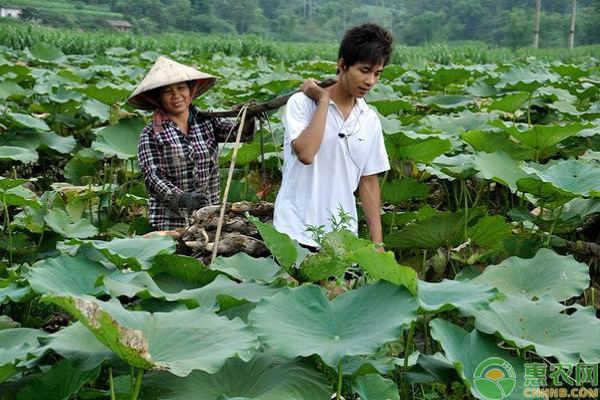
[0,24,599,400]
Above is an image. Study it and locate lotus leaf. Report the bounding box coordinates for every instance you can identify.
[44,294,259,376]
[422,111,497,136]
[44,208,98,239]
[521,158,600,197]
[0,146,38,164]
[248,216,300,270]
[467,215,512,249]
[505,123,590,150]
[536,87,577,103]
[404,353,461,384]
[385,133,451,163]
[75,83,131,105]
[497,68,559,91]
[423,95,473,110]
[220,142,278,167]
[0,283,31,305]
[370,99,414,116]
[0,328,47,383]
[27,254,111,296]
[211,253,281,283]
[425,154,478,179]
[0,81,26,100]
[248,281,417,367]
[0,316,18,330]
[417,279,498,314]
[473,248,589,301]
[29,42,66,63]
[143,353,331,400]
[92,118,145,160]
[430,319,540,400]
[349,247,417,294]
[10,113,50,131]
[41,322,114,370]
[472,151,529,192]
[71,235,176,270]
[487,92,530,114]
[151,254,219,286]
[352,374,400,400]
[82,99,110,122]
[461,131,533,160]
[459,295,600,364]
[16,359,100,400]
[381,177,428,204]
[385,211,469,250]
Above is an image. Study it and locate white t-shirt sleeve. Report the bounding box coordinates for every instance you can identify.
[283,93,315,144]
[362,117,390,176]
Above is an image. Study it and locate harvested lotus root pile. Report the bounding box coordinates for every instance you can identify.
[178,201,274,263]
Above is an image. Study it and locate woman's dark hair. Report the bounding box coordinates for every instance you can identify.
[338,23,394,70]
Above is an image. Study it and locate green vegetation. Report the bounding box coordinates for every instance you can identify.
[0,37,599,399]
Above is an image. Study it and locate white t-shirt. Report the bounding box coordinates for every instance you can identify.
[273,92,390,246]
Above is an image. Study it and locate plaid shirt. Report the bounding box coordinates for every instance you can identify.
[138,105,236,230]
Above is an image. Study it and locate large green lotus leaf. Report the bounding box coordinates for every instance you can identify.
[16,359,100,400]
[467,215,512,249]
[385,211,466,250]
[82,99,110,122]
[249,281,417,368]
[381,177,428,204]
[550,64,588,80]
[404,353,461,384]
[0,146,38,164]
[10,113,50,131]
[505,123,590,150]
[1,185,39,209]
[0,178,29,191]
[549,100,581,116]
[75,83,131,105]
[43,294,258,376]
[92,118,145,160]
[430,319,538,400]
[143,353,330,400]
[421,111,497,136]
[487,92,531,114]
[350,247,417,295]
[536,87,578,103]
[473,248,589,301]
[352,374,400,400]
[417,279,498,314]
[426,154,478,180]
[0,316,19,330]
[432,66,472,85]
[460,295,600,364]
[27,254,111,296]
[497,68,559,91]
[423,95,473,110]
[472,151,529,192]
[561,198,600,222]
[522,159,600,197]
[41,322,114,370]
[71,235,176,270]
[0,328,47,383]
[516,177,575,205]
[369,98,414,116]
[104,272,279,310]
[151,254,219,286]
[467,80,497,97]
[248,216,300,271]
[211,253,281,283]
[0,81,26,100]
[385,134,452,163]
[220,142,277,167]
[7,131,77,155]
[0,283,32,305]
[29,42,66,63]
[48,85,84,104]
[44,208,98,239]
[461,130,533,160]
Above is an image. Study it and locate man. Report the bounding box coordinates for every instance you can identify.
[273,23,393,249]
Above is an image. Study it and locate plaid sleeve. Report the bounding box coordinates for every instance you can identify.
[211,117,236,142]
[137,126,184,210]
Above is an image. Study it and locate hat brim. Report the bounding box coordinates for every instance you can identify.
[127,56,218,110]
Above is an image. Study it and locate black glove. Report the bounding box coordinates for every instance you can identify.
[178,192,205,213]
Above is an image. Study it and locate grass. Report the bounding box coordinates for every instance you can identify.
[1,19,599,64]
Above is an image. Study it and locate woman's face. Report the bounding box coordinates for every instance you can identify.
[159,82,191,116]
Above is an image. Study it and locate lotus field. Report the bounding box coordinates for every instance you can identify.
[0,41,600,400]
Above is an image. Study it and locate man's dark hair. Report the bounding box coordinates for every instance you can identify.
[338,23,394,70]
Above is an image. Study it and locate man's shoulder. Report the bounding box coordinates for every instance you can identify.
[287,91,314,107]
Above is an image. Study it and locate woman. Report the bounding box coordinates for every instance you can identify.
[129,56,253,231]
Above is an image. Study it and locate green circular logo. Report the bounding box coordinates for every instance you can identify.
[473,357,517,400]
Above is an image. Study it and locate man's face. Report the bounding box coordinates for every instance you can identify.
[159,82,192,116]
[339,60,384,98]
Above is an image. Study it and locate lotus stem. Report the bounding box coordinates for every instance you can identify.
[336,361,343,400]
[109,367,116,400]
[3,192,12,266]
[545,204,564,246]
[404,321,416,370]
[131,368,144,400]
[527,92,533,128]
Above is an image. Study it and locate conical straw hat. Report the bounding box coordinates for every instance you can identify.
[128,56,217,109]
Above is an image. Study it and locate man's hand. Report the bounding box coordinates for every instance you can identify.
[178,192,205,213]
[300,78,330,103]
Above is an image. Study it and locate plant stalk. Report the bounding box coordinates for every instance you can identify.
[131,368,144,400]
[337,361,343,400]
[109,367,116,400]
